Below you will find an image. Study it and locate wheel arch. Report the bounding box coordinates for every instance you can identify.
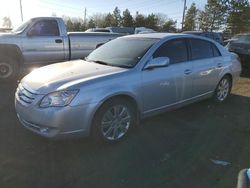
[219,72,233,85]
[223,73,233,82]
[0,44,24,63]
[89,93,141,135]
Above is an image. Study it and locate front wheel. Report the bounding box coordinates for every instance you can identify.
[92,98,136,143]
[213,76,232,102]
[0,57,18,80]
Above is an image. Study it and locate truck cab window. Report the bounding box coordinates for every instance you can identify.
[29,20,60,36]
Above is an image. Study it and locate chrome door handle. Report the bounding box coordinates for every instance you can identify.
[184,69,192,75]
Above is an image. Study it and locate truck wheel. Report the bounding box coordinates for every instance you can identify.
[0,57,18,80]
[92,98,136,143]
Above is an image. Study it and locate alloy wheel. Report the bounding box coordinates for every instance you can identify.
[101,105,131,141]
[216,78,230,101]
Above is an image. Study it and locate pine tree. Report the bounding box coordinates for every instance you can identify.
[134,12,146,27]
[122,9,134,27]
[226,0,250,34]
[183,3,198,31]
[199,0,226,31]
[112,7,122,27]
[145,14,158,30]
[162,19,177,32]
[104,13,115,27]
[88,19,96,28]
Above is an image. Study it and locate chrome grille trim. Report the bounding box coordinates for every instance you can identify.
[17,84,37,105]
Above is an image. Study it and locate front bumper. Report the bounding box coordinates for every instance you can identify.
[15,92,99,139]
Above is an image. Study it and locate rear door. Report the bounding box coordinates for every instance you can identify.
[189,38,223,97]
[22,19,65,64]
[142,38,193,113]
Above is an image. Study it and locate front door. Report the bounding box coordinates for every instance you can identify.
[142,38,192,113]
[22,19,65,64]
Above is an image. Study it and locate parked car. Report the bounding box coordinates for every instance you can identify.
[85,28,113,33]
[223,33,244,46]
[226,33,250,68]
[182,31,224,45]
[15,33,241,142]
[86,27,155,35]
[106,27,135,34]
[134,27,155,34]
[0,17,123,80]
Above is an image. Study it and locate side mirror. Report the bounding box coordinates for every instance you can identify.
[144,57,170,70]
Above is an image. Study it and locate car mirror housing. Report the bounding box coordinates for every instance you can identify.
[144,57,170,70]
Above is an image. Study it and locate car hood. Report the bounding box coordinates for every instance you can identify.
[21,60,127,94]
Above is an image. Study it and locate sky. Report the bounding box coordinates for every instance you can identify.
[0,0,207,29]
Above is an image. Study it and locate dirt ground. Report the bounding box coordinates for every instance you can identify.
[0,69,250,188]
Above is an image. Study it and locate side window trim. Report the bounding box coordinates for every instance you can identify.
[186,39,192,61]
[28,20,60,37]
[153,38,189,64]
[189,38,215,61]
[211,43,222,57]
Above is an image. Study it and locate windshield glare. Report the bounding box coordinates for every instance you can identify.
[12,20,31,33]
[86,37,158,68]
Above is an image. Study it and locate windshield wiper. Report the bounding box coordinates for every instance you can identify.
[93,60,109,65]
[88,59,110,66]
[86,59,132,69]
[112,64,133,68]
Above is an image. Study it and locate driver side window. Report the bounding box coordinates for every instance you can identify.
[153,39,188,64]
[28,20,60,36]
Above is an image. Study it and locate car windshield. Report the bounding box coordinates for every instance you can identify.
[12,20,31,33]
[86,37,158,68]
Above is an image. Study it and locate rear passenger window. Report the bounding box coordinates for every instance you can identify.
[153,39,188,64]
[190,39,214,60]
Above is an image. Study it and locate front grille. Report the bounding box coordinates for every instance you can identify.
[16,84,37,105]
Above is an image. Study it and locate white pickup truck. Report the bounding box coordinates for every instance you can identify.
[0,17,123,80]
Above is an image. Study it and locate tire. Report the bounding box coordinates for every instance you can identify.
[92,98,136,143]
[213,75,232,102]
[0,57,18,81]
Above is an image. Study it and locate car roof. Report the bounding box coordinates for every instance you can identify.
[122,32,217,42]
[121,32,223,47]
[123,33,187,39]
[182,31,219,34]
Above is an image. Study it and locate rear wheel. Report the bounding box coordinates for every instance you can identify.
[213,76,232,102]
[92,98,136,143]
[0,57,18,80]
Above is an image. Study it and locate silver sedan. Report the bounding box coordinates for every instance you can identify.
[15,33,241,142]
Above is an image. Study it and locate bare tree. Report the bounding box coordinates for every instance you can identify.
[2,17,12,28]
[90,13,107,28]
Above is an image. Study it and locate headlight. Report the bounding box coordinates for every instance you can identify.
[40,90,79,108]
